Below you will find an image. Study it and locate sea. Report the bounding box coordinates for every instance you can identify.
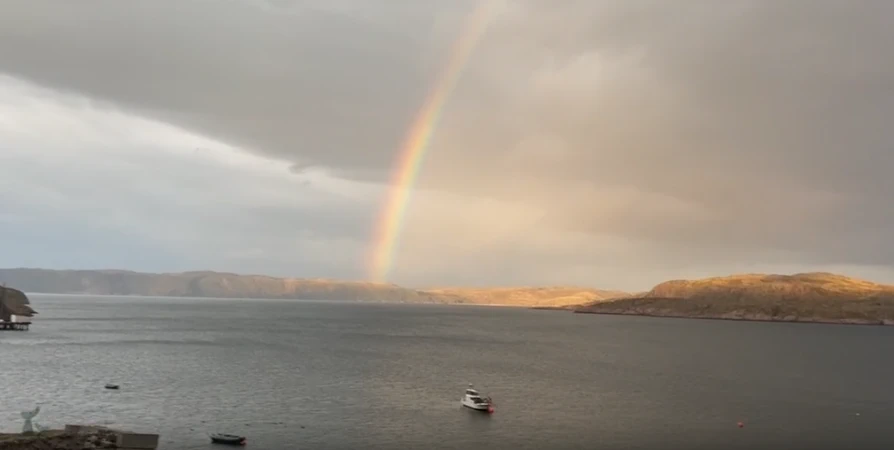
[2,294,894,450]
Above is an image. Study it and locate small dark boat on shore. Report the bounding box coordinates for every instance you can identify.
[210,433,247,446]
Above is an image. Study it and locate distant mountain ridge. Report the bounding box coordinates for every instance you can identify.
[573,272,894,325]
[0,268,624,307]
[7,268,894,323]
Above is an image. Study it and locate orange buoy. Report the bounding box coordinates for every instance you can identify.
[737,421,744,428]
[488,406,495,414]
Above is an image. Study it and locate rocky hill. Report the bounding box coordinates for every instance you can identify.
[0,284,36,320]
[0,268,623,307]
[573,272,894,325]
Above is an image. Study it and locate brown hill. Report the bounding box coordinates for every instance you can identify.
[0,268,624,307]
[573,272,894,325]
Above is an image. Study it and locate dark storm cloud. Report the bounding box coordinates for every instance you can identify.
[0,0,476,177]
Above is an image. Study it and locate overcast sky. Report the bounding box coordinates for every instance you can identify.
[2,0,894,291]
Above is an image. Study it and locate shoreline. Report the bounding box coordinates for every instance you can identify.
[570,309,894,327]
[451,302,524,308]
[26,292,536,308]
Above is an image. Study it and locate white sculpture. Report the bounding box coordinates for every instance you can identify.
[21,406,40,433]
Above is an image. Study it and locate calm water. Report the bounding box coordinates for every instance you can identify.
[2,295,894,449]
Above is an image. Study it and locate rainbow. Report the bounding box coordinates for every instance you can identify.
[368,1,500,283]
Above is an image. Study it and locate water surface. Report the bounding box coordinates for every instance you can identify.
[2,295,893,449]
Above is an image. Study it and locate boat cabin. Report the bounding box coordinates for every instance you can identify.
[464,386,490,404]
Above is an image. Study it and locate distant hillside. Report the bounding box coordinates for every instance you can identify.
[0,268,624,307]
[423,286,630,307]
[573,272,894,325]
[0,268,451,302]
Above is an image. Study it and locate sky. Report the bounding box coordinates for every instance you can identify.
[2,0,894,291]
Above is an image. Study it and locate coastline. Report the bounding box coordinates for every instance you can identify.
[14,270,894,316]
[451,302,524,308]
[24,292,894,324]
[26,292,532,308]
[569,309,894,327]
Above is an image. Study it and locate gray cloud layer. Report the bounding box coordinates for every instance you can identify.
[2,0,894,287]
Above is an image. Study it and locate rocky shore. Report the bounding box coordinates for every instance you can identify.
[0,429,118,450]
[573,306,894,326]
[0,425,158,450]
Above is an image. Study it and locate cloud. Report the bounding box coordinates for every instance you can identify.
[412,0,894,269]
[0,0,476,178]
[2,0,894,290]
[0,75,379,279]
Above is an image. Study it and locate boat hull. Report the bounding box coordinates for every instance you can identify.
[461,399,492,411]
[210,435,246,446]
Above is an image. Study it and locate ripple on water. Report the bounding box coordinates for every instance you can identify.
[3,295,894,449]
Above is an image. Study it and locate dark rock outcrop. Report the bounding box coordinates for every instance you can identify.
[0,285,36,321]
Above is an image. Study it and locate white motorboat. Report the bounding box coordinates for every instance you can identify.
[461,384,494,413]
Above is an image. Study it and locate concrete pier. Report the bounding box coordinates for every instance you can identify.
[66,425,160,449]
[116,432,160,449]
